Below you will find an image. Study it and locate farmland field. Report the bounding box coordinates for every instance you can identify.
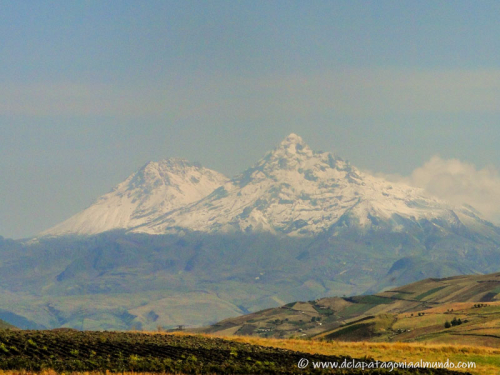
[0,330,468,374]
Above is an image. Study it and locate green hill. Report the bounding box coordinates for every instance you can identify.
[198,272,500,347]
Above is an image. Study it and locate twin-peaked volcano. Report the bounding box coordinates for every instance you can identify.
[13,134,500,330]
[41,134,494,238]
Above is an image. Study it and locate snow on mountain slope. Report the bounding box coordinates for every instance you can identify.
[40,159,228,236]
[41,134,495,239]
[133,134,474,236]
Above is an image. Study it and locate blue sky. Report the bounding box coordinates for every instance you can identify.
[2,1,500,238]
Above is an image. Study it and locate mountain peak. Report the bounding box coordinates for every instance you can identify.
[281,133,304,145]
[131,158,218,191]
[271,133,313,159]
[278,133,306,148]
[40,158,227,237]
[141,158,201,172]
[234,134,343,181]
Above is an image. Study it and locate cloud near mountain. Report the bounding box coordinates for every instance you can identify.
[383,156,500,223]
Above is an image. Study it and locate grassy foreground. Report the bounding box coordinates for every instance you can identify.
[0,330,468,374]
[0,372,213,375]
[220,334,496,375]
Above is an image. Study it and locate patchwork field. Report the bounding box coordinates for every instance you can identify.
[199,273,500,348]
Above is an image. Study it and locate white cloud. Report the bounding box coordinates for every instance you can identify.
[396,156,500,222]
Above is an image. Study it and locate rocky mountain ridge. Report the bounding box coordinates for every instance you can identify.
[41,134,495,240]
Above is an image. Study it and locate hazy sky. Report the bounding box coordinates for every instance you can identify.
[2,1,500,239]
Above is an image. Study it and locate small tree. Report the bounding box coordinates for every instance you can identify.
[444,321,451,329]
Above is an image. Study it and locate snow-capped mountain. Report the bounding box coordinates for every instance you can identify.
[132,134,487,237]
[41,134,494,238]
[41,158,228,236]
[18,134,500,330]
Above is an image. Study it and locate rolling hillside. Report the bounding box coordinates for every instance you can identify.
[199,272,500,347]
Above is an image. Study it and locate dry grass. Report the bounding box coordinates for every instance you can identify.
[147,330,500,354]
[0,372,194,375]
[224,336,499,375]
[85,330,500,375]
